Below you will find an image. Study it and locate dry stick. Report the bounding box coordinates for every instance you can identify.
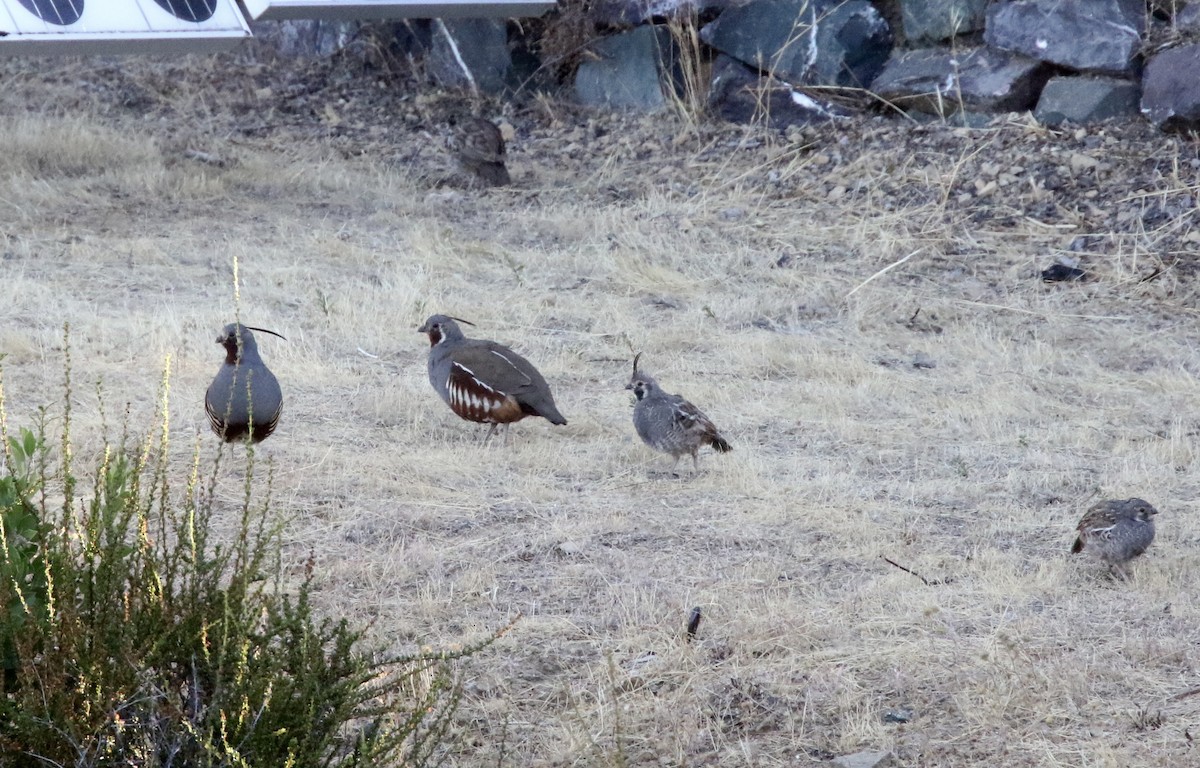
[1169,686,1200,702]
[845,249,921,300]
[880,555,946,587]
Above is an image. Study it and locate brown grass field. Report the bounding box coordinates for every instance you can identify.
[2,49,1200,766]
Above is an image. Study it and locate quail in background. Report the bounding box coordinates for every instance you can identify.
[626,353,731,472]
[1071,497,1158,578]
[205,323,285,444]
[417,314,566,442]
[449,116,511,187]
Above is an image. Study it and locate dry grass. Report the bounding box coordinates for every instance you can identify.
[2,54,1200,767]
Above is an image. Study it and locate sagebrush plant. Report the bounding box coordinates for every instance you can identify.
[0,331,495,767]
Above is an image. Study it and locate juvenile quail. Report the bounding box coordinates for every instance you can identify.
[417,314,566,441]
[1071,497,1158,578]
[449,117,510,187]
[626,353,731,471]
[205,323,285,444]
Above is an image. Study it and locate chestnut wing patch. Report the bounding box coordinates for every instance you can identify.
[446,361,524,423]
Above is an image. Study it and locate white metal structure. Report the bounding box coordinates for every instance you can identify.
[0,0,251,54]
[0,0,554,55]
[242,0,555,20]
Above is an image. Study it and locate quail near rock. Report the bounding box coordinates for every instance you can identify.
[417,314,566,442]
[449,116,511,187]
[205,323,285,444]
[626,353,731,472]
[1071,497,1158,578]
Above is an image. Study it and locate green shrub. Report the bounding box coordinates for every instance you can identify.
[0,334,490,767]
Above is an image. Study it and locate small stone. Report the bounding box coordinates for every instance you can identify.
[833,750,894,768]
[1041,263,1086,282]
[555,539,589,556]
[911,352,936,369]
[974,179,998,197]
[1069,153,1098,174]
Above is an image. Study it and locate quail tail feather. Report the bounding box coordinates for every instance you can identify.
[708,433,732,452]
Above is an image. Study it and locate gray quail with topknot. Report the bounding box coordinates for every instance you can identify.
[205,323,285,444]
[418,314,566,442]
[1071,497,1158,579]
[626,353,730,472]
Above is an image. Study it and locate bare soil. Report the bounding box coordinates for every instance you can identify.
[3,43,1200,767]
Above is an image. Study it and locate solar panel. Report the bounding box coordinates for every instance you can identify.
[243,0,556,21]
[0,0,251,54]
[0,0,554,54]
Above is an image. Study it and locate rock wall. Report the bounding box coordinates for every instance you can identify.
[255,1,1200,132]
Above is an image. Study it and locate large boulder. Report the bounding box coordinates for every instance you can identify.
[1141,44,1200,131]
[900,0,987,43]
[250,20,362,57]
[429,19,511,94]
[1034,76,1140,126]
[872,46,1050,115]
[984,0,1144,75]
[700,0,893,88]
[574,26,681,110]
[709,54,848,127]
[591,0,736,27]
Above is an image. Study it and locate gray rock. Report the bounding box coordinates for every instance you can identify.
[1034,76,1140,126]
[699,0,893,88]
[900,0,987,43]
[708,54,848,127]
[872,46,1050,116]
[833,750,894,768]
[1179,3,1200,31]
[250,20,360,57]
[984,0,1144,75]
[591,0,737,27]
[574,26,680,110]
[1141,44,1200,131]
[429,19,511,95]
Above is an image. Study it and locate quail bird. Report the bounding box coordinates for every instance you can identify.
[417,314,566,442]
[626,353,731,471]
[205,323,285,444]
[449,116,511,187]
[1071,497,1158,578]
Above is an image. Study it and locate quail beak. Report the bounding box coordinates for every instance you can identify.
[624,382,633,390]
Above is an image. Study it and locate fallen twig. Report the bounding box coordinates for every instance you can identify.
[1169,686,1200,702]
[183,149,226,167]
[880,555,950,586]
[846,248,921,299]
